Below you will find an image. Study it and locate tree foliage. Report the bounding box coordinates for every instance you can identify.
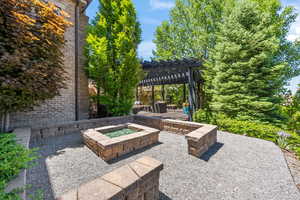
[209,0,287,121]
[85,0,142,116]
[153,0,227,60]
[154,0,300,122]
[281,85,300,133]
[0,0,71,114]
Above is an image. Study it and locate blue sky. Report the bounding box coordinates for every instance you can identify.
[85,0,300,93]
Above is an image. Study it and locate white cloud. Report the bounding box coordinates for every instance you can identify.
[138,41,156,60]
[287,15,300,41]
[150,0,174,10]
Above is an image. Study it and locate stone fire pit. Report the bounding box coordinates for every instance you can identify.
[82,123,160,161]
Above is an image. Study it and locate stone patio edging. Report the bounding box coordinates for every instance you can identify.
[57,156,163,200]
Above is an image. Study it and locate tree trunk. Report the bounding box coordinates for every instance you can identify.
[1,114,4,133]
[0,112,10,133]
[97,86,101,117]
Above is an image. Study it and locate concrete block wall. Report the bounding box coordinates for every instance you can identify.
[10,0,89,129]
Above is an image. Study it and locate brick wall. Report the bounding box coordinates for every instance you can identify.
[10,0,89,129]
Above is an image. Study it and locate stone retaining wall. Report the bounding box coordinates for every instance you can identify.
[133,115,162,130]
[57,156,163,200]
[31,116,134,141]
[161,119,201,135]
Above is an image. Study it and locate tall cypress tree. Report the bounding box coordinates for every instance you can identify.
[85,0,142,116]
[210,0,285,121]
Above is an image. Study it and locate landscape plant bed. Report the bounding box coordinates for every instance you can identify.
[82,123,160,161]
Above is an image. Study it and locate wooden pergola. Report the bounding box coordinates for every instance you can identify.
[137,58,204,120]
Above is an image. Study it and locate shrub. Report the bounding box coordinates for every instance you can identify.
[0,0,71,115]
[216,118,282,143]
[0,133,37,199]
[291,111,300,134]
[193,109,300,158]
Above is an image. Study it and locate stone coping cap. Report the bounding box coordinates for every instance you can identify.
[185,125,217,140]
[135,156,164,171]
[95,124,128,133]
[102,165,139,189]
[83,129,110,141]
[78,178,123,200]
[162,119,203,128]
[129,161,153,177]
[127,123,158,132]
[98,130,158,147]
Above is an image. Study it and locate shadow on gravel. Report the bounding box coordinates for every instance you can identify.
[199,142,224,162]
[26,149,56,200]
[159,191,173,200]
[27,134,83,200]
[107,142,163,164]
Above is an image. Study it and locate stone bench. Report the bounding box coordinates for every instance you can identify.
[185,125,218,157]
[57,156,163,200]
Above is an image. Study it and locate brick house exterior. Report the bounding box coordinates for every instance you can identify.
[10,0,91,129]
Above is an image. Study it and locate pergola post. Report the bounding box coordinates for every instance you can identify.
[187,68,196,121]
[135,87,138,102]
[151,86,155,112]
[183,84,186,103]
[162,85,165,101]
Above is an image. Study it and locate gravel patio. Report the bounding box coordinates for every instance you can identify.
[27,131,300,200]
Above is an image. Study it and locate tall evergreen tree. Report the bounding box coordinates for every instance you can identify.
[210,0,285,121]
[85,0,142,116]
[153,0,228,109]
[153,0,300,121]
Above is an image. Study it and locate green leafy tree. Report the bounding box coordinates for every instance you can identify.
[0,0,71,131]
[153,0,233,114]
[85,0,142,116]
[210,0,289,121]
[153,0,228,60]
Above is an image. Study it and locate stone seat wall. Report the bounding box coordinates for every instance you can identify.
[185,125,217,157]
[57,156,163,200]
